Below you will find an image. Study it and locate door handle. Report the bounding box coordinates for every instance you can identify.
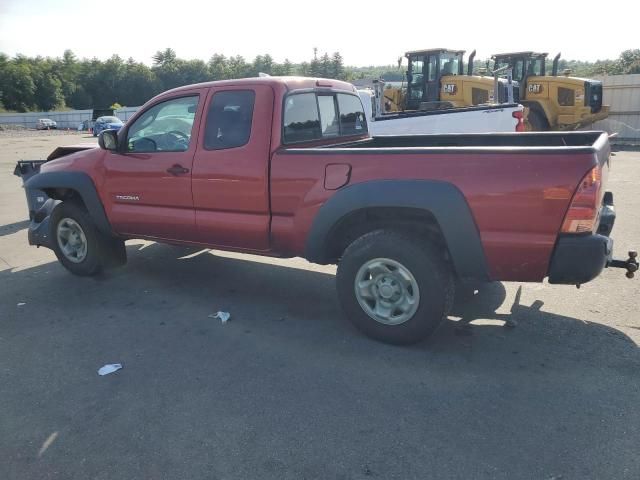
[166,164,190,176]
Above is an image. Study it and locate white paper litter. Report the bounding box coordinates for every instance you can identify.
[98,363,123,376]
[208,311,231,323]
[17,302,26,307]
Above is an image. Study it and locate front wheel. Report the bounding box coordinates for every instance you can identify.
[336,230,454,345]
[50,201,124,276]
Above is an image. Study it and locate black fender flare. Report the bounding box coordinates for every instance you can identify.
[305,180,489,280]
[24,171,112,235]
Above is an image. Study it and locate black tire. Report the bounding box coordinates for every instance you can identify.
[526,109,549,131]
[336,230,454,345]
[50,201,124,276]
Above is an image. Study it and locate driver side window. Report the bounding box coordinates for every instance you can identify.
[127,95,199,153]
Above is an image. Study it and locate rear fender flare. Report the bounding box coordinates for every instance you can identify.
[24,171,112,235]
[305,180,489,280]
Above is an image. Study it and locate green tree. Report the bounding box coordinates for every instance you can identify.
[262,54,274,75]
[319,53,331,77]
[282,58,293,76]
[33,66,64,110]
[227,55,249,78]
[119,58,159,106]
[208,54,229,80]
[309,58,320,77]
[1,62,36,111]
[330,52,345,80]
[152,48,177,67]
[618,49,640,74]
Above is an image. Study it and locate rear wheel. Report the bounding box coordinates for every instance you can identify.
[51,201,124,276]
[336,230,454,345]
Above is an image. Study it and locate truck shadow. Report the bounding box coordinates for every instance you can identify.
[0,220,30,237]
[3,241,636,364]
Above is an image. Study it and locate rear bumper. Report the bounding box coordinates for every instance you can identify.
[548,234,613,284]
[548,191,616,285]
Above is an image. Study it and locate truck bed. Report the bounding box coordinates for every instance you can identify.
[319,131,607,151]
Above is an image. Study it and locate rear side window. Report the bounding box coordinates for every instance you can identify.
[283,92,367,144]
[337,94,367,135]
[204,90,255,150]
[283,93,321,143]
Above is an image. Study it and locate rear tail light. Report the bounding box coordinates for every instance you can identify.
[513,110,525,132]
[561,166,602,233]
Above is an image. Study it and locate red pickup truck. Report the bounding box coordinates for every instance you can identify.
[22,76,637,344]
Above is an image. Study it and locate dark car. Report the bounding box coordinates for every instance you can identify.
[93,116,124,137]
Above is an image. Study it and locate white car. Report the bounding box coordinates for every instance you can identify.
[36,119,57,130]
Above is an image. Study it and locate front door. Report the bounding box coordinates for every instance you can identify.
[191,84,274,250]
[102,91,206,241]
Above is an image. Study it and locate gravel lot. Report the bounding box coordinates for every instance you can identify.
[1,133,639,479]
[0,126,88,139]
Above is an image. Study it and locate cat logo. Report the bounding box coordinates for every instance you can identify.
[443,84,457,95]
[528,84,543,94]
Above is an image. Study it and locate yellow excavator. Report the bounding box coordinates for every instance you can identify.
[491,52,609,130]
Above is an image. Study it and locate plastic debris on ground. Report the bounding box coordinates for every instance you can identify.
[17,302,26,307]
[98,363,123,376]
[208,311,231,323]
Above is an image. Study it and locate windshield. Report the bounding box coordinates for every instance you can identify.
[100,116,120,123]
[439,53,461,76]
[127,95,199,152]
[494,58,525,82]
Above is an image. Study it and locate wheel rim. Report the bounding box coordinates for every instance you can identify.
[354,258,420,325]
[56,217,88,263]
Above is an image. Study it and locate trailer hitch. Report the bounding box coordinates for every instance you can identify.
[609,251,639,279]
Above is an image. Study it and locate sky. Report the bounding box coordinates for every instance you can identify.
[0,0,636,67]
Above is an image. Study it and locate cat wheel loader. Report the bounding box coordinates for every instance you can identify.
[492,52,609,130]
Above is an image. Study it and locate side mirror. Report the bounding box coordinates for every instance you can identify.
[99,130,118,151]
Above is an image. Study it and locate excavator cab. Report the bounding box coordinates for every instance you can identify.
[405,48,464,110]
[492,52,547,85]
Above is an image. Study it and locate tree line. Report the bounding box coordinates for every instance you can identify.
[0,48,638,113]
[0,48,349,112]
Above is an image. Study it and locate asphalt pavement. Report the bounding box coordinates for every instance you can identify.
[1,133,639,479]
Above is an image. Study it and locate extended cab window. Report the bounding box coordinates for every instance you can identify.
[127,96,198,153]
[283,92,367,144]
[318,95,339,137]
[283,93,321,143]
[204,90,255,150]
[337,94,367,135]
